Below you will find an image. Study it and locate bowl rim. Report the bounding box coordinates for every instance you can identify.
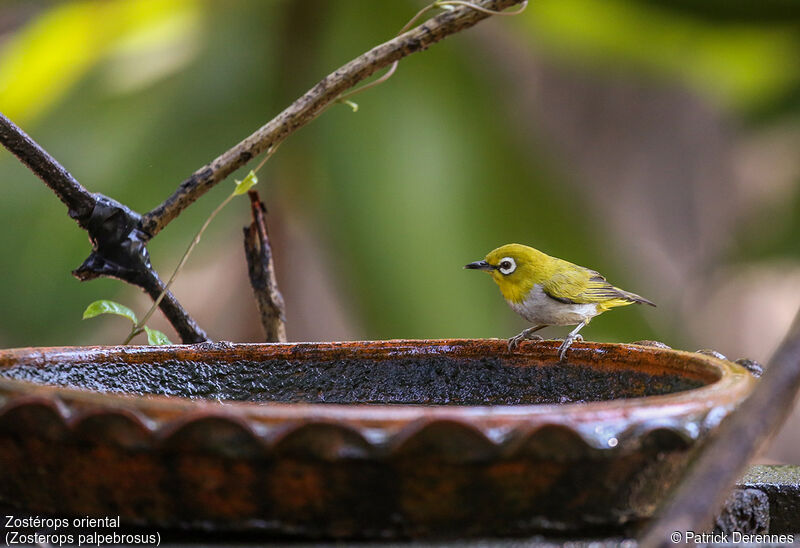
[0,338,756,431]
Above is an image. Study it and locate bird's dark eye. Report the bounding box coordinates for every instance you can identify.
[497,256,517,275]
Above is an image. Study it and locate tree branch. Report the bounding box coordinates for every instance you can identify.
[640,311,800,547]
[1,115,209,344]
[0,113,96,223]
[243,190,286,342]
[139,0,523,238]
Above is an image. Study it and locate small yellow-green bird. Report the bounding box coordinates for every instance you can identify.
[465,243,655,360]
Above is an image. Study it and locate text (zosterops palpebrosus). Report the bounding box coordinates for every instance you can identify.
[465,243,655,360]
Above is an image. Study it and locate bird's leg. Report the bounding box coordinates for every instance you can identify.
[508,325,546,351]
[558,321,588,361]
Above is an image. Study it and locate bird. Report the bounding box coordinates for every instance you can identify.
[465,243,655,361]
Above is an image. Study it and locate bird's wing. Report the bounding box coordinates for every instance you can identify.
[542,266,655,306]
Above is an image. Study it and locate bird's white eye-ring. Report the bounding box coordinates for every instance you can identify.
[498,257,516,275]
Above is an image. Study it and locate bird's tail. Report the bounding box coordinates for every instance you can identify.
[596,287,656,312]
[616,288,656,307]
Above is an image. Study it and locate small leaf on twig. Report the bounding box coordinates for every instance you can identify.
[233,170,258,196]
[144,326,172,345]
[82,300,138,323]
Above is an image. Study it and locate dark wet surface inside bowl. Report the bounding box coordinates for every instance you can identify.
[0,356,704,404]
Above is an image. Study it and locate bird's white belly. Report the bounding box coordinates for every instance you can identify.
[508,284,598,326]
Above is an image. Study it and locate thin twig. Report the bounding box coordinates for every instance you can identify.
[136,268,209,343]
[335,61,399,105]
[0,113,96,222]
[253,142,281,176]
[334,0,439,106]
[336,0,528,106]
[639,311,800,547]
[437,0,528,16]
[243,190,286,342]
[133,189,239,342]
[139,0,524,239]
[125,269,210,344]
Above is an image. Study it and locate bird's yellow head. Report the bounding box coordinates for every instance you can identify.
[465,243,551,304]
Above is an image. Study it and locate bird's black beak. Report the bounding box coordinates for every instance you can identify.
[464,260,495,271]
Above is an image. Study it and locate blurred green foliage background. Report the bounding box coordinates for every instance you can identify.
[2,1,800,460]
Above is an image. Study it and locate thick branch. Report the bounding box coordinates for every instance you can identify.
[243,190,286,342]
[0,112,96,222]
[640,312,800,547]
[140,0,522,238]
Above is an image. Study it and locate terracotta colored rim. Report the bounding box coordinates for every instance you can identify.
[0,339,756,452]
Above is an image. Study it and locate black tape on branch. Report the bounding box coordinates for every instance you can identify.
[72,195,152,284]
[71,194,210,343]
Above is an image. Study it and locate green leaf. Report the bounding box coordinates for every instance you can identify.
[82,299,138,323]
[233,170,258,196]
[144,326,172,345]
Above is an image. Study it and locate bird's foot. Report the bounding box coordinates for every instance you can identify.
[557,334,583,362]
[507,332,544,351]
